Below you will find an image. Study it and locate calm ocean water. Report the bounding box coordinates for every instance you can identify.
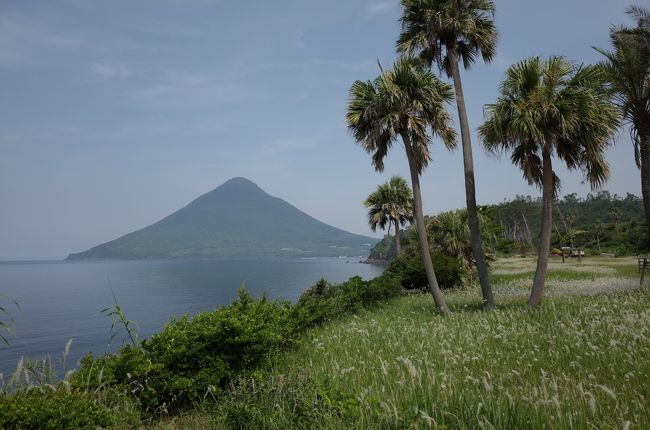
[0,258,384,377]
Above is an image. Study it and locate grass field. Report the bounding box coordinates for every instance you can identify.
[152,256,649,429]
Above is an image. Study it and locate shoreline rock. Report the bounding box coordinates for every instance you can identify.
[361,258,389,265]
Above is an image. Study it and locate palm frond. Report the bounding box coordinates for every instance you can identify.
[480,56,619,192]
[397,0,498,75]
[347,55,456,175]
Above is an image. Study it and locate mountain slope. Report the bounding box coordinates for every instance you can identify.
[66,178,376,260]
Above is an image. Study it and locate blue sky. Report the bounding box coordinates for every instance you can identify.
[0,0,641,260]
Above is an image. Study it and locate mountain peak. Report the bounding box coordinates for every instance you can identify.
[67,178,376,260]
[222,177,257,187]
[198,177,267,204]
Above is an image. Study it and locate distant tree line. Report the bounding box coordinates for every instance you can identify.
[488,191,646,255]
[369,190,646,262]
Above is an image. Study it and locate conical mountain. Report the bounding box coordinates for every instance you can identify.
[67,177,376,260]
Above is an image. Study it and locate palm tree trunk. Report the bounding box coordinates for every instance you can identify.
[394,220,401,256]
[448,48,495,310]
[640,130,650,235]
[529,150,554,308]
[402,133,450,315]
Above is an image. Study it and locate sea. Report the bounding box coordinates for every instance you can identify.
[0,258,384,377]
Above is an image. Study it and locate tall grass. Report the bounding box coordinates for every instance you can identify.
[101,288,140,347]
[148,256,649,429]
[0,296,18,346]
[200,290,649,429]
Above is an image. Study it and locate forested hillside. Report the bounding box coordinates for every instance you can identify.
[369,191,647,261]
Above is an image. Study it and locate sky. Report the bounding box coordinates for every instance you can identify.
[0,0,641,260]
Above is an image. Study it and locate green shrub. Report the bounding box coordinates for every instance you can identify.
[72,276,401,417]
[217,374,360,429]
[385,251,464,290]
[0,387,138,430]
[74,288,294,413]
[293,275,401,328]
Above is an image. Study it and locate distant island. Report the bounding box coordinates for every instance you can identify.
[66,177,377,260]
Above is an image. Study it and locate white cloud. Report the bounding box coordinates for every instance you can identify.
[365,1,398,21]
[128,70,257,110]
[296,29,306,49]
[258,137,315,158]
[0,12,82,70]
[89,62,131,81]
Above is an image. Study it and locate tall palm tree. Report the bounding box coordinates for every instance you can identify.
[347,56,457,315]
[397,0,498,310]
[479,57,619,308]
[364,176,414,256]
[596,5,650,232]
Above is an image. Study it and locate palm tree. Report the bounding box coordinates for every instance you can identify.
[590,221,606,250]
[427,209,496,274]
[364,176,414,256]
[563,212,576,250]
[596,6,650,233]
[397,0,498,310]
[347,57,456,315]
[479,57,619,308]
[610,207,622,234]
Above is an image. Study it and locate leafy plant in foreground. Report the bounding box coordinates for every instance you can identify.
[101,289,140,347]
[0,297,18,346]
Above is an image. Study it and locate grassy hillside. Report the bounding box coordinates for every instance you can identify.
[149,257,648,429]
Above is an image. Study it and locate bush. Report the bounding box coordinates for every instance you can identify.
[72,276,402,417]
[217,374,360,429]
[0,387,138,430]
[73,288,294,413]
[385,252,464,290]
[293,275,401,328]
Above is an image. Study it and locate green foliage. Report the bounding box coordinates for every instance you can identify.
[293,275,402,328]
[364,176,413,235]
[385,251,464,290]
[346,56,456,175]
[101,290,140,347]
[0,387,139,430]
[0,297,18,347]
[205,279,650,429]
[216,374,360,430]
[595,6,650,171]
[397,0,498,76]
[369,208,499,269]
[426,208,497,268]
[367,231,410,261]
[74,288,294,413]
[72,278,401,417]
[490,191,647,254]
